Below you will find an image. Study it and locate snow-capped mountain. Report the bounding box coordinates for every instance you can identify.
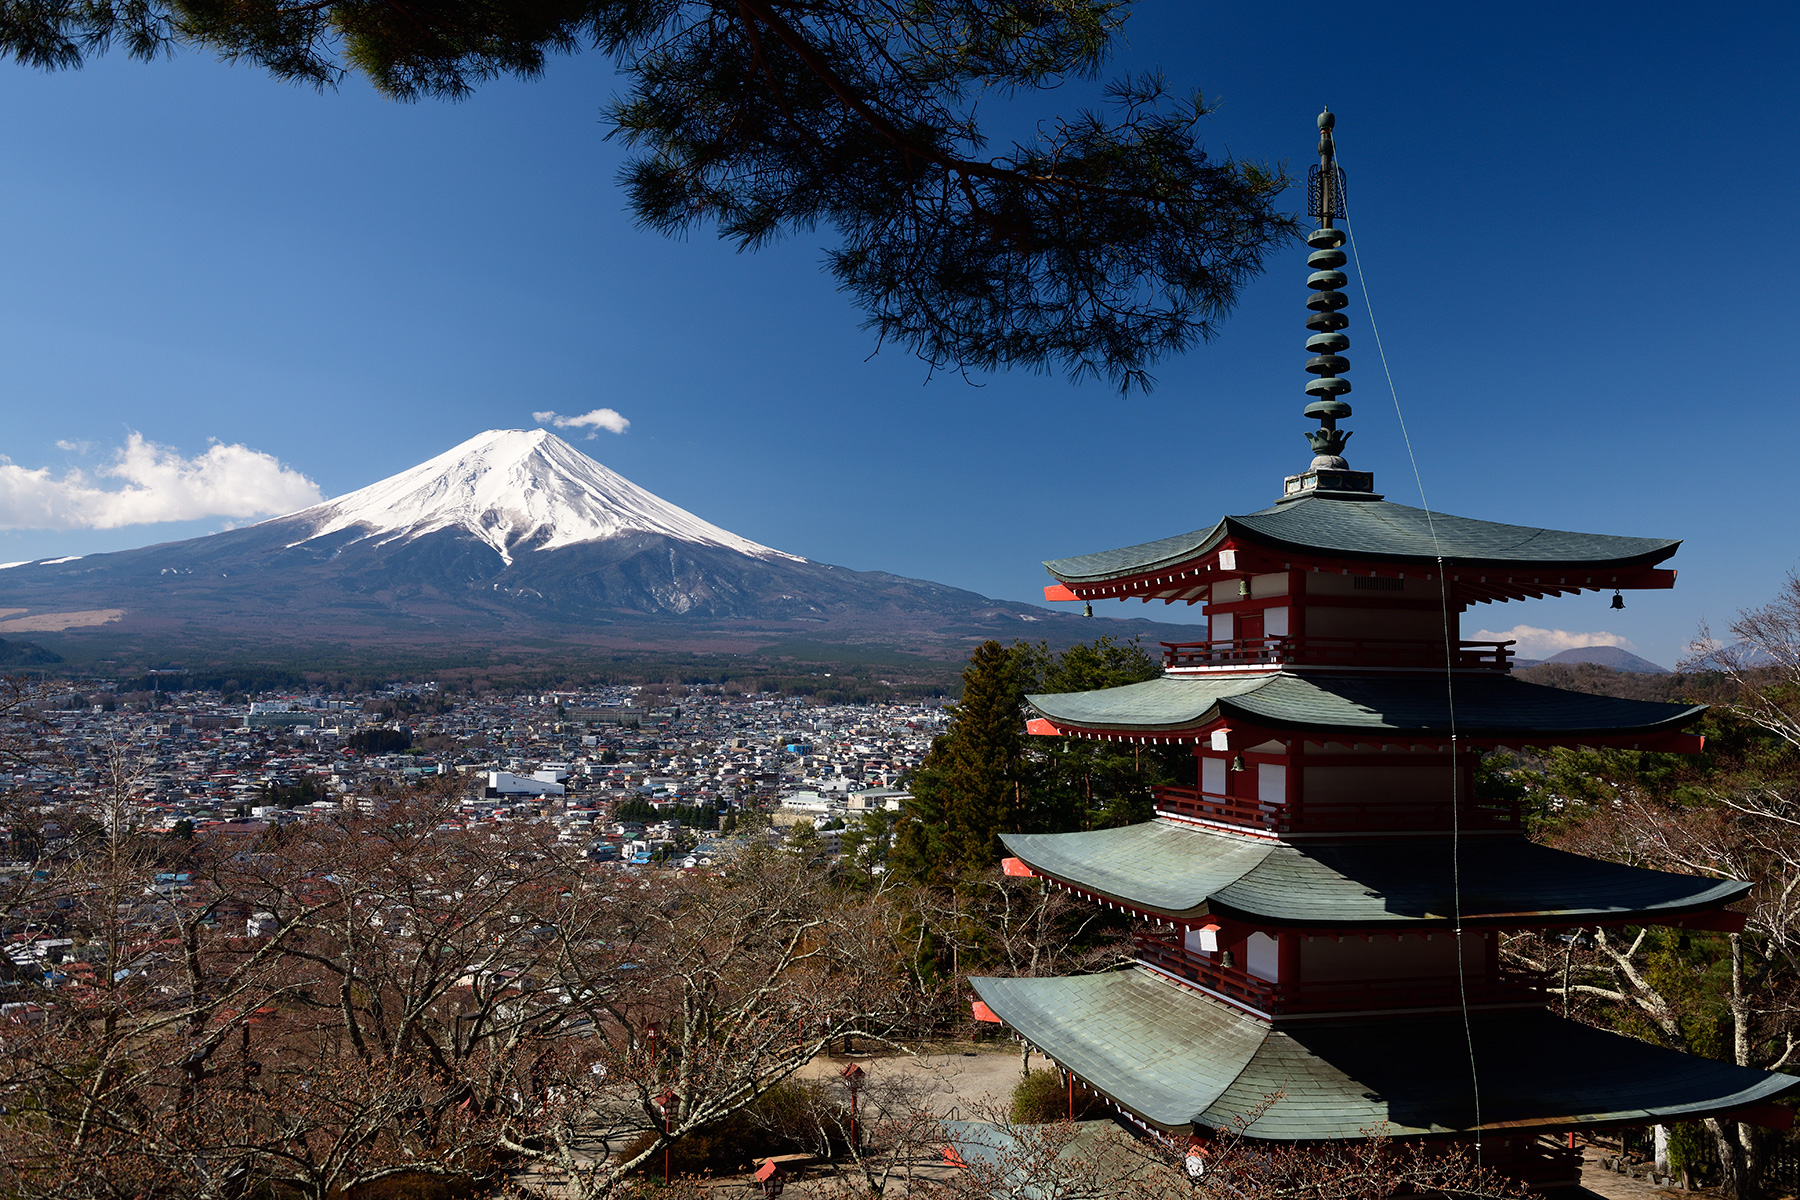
[286,429,804,566]
[0,429,1189,659]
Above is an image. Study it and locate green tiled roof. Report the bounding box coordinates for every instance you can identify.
[999,822,1749,927]
[1044,496,1680,584]
[971,969,1796,1137]
[1026,672,1706,738]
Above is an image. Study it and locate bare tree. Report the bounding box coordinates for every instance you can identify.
[1493,580,1800,1197]
[934,1102,1530,1200]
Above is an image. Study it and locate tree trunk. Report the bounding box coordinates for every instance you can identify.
[1706,1116,1751,1199]
[1729,934,1765,1196]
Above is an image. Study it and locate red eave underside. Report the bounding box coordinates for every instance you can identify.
[1026,717,1705,755]
[1025,871,1745,934]
[1046,537,1677,607]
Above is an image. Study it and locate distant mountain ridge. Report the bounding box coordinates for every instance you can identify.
[1513,645,1670,674]
[0,430,1201,661]
[0,637,60,666]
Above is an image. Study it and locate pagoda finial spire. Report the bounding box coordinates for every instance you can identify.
[1280,109,1376,502]
[1302,107,1352,468]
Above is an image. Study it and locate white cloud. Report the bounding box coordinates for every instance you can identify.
[53,439,93,454]
[1470,624,1636,660]
[533,408,630,438]
[0,433,324,531]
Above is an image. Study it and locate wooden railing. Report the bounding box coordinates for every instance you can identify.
[1152,785,1523,834]
[1161,637,1515,671]
[1150,785,1281,832]
[1134,937,1543,1016]
[1133,938,1278,1011]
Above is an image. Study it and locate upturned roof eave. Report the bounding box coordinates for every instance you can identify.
[971,970,1800,1139]
[1202,877,1755,931]
[1041,501,1684,586]
[1000,827,1752,930]
[1042,518,1230,586]
[1024,681,1711,741]
[1024,697,1714,740]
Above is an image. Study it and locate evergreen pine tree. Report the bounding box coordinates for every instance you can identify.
[894,640,1027,880]
[1025,635,1172,830]
[894,634,1175,880]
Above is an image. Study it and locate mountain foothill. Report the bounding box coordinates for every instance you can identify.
[0,429,1198,667]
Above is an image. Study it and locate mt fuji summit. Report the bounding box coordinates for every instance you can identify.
[0,430,1130,659]
[288,429,804,568]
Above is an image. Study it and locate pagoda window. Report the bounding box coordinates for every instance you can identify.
[1211,612,1234,641]
[1306,573,1426,598]
[1246,932,1280,982]
[1201,756,1227,796]
[1264,606,1290,637]
[1258,764,1287,808]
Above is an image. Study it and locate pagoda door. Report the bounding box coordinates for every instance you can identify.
[1237,610,1265,655]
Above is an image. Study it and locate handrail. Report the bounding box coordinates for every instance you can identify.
[1162,636,1516,671]
[1151,785,1281,832]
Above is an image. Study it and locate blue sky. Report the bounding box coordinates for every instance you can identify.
[0,3,1792,669]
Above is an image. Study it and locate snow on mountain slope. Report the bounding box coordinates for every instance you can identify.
[281,429,805,566]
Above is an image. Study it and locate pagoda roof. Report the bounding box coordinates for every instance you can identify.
[999,822,1748,928]
[1026,672,1705,744]
[971,969,1795,1138]
[1045,496,1680,585]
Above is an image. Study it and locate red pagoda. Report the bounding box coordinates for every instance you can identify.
[970,110,1795,1189]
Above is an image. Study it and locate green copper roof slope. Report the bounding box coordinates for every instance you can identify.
[999,822,1749,927]
[972,970,1797,1138]
[1026,673,1705,739]
[1044,495,1680,584]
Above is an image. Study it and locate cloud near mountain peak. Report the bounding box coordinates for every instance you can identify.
[532,408,629,437]
[0,433,323,531]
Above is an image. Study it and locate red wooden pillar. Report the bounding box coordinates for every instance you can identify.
[1284,740,1301,824]
[1288,569,1307,643]
[1278,931,1301,1005]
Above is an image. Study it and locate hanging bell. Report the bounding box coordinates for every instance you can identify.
[1083,602,1093,618]
[1230,754,1246,773]
[1610,591,1625,610]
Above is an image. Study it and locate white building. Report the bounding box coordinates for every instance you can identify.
[487,770,565,797]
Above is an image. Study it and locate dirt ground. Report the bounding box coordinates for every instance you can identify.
[1575,1144,1717,1200]
[795,1041,1027,1121]
[525,1043,1735,1197]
